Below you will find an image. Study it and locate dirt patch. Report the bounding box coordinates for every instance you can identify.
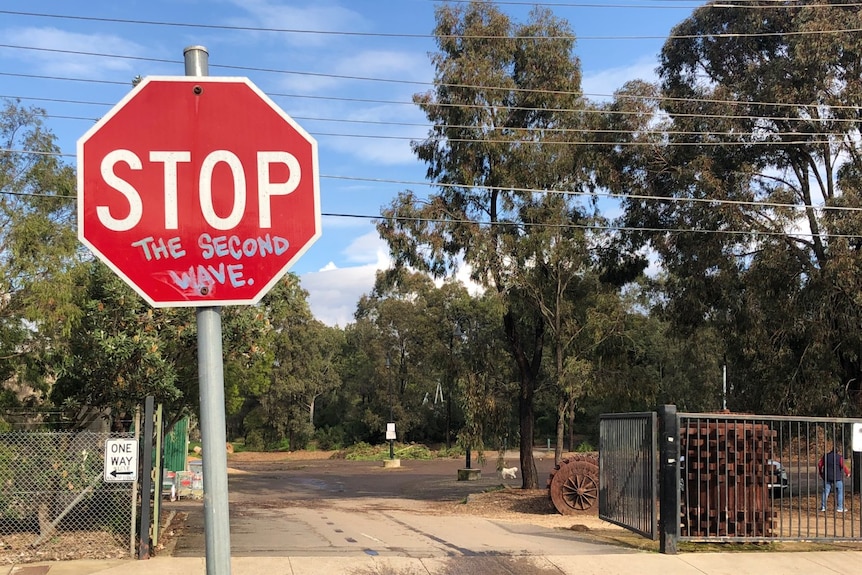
[0,529,131,565]
[226,450,336,463]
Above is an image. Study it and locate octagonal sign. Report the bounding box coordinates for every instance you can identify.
[77,76,321,307]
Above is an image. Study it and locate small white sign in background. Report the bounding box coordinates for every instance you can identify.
[853,423,862,453]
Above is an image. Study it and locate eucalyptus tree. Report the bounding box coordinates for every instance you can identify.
[0,100,80,418]
[445,287,512,464]
[378,1,595,488]
[611,1,862,415]
[254,275,342,449]
[352,269,445,443]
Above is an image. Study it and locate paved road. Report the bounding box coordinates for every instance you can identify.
[168,454,626,560]
[175,501,631,558]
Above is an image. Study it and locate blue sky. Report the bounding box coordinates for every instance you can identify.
[0,0,703,326]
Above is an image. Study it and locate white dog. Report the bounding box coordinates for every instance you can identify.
[501,466,519,479]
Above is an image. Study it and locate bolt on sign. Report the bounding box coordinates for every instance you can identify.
[78,76,321,307]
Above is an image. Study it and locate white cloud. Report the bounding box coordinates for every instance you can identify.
[301,264,377,326]
[342,231,391,265]
[302,232,488,326]
[224,0,368,47]
[301,235,391,325]
[582,56,659,102]
[1,27,147,77]
[335,50,429,82]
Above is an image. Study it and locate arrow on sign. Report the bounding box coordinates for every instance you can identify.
[110,469,135,478]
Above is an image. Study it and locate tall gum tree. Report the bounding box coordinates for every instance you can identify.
[611,1,862,414]
[378,1,591,487]
[0,100,80,416]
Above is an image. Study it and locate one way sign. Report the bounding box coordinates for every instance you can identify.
[104,438,138,482]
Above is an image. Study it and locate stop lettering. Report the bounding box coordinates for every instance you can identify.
[77,76,321,307]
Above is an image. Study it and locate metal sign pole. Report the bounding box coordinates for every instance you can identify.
[138,396,154,559]
[185,45,233,575]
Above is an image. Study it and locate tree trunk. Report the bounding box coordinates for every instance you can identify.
[554,397,566,465]
[503,310,543,490]
[519,386,537,489]
[38,502,51,538]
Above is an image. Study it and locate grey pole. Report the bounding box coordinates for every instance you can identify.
[184,45,232,575]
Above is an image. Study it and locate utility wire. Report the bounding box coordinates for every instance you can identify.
[3,7,862,41]
[4,116,859,144]
[4,90,859,143]
[326,210,860,241]
[4,146,861,216]
[6,86,862,132]
[436,0,862,9]
[29,107,862,140]
[4,43,862,116]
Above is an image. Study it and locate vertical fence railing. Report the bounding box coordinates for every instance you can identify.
[678,413,862,542]
[599,412,658,539]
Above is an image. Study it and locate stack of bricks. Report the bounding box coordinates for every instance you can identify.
[681,420,776,538]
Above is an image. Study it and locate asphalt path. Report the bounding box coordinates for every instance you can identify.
[167,455,632,561]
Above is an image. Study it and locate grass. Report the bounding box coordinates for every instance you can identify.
[336,442,436,461]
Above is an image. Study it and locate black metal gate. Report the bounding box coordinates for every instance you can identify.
[600,407,862,551]
[678,412,862,543]
[598,412,658,539]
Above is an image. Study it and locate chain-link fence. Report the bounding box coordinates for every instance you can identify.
[0,431,135,564]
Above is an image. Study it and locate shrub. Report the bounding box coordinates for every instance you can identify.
[314,426,345,451]
[244,430,264,452]
[575,440,595,453]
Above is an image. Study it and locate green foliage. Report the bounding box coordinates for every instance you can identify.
[51,262,192,427]
[314,426,345,451]
[339,442,434,461]
[0,100,81,407]
[575,440,595,453]
[237,276,344,450]
[396,444,434,460]
[243,430,264,452]
[435,445,465,459]
[339,441,377,460]
[607,1,862,416]
[376,1,599,488]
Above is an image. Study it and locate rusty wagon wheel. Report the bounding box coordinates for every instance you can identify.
[547,457,599,515]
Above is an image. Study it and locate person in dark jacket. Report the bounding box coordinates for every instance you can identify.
[819,443,851,512]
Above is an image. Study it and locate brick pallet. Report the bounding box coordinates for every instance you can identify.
[681,421,776,538]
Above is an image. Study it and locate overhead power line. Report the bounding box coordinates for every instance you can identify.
[436,0,862,9]
[4,146,862,217]
[5,43,862,116]
[7,84,862,132]
[26,105,862,140]
[3,6,862,41]
[325,211,862,242]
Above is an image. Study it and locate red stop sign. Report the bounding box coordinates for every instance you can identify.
[77,76,321,307]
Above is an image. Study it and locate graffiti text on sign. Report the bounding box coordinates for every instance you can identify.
[131,236,187,260]
[198,233,290,260]
[169,262,251,290]
[129,232,292,294]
